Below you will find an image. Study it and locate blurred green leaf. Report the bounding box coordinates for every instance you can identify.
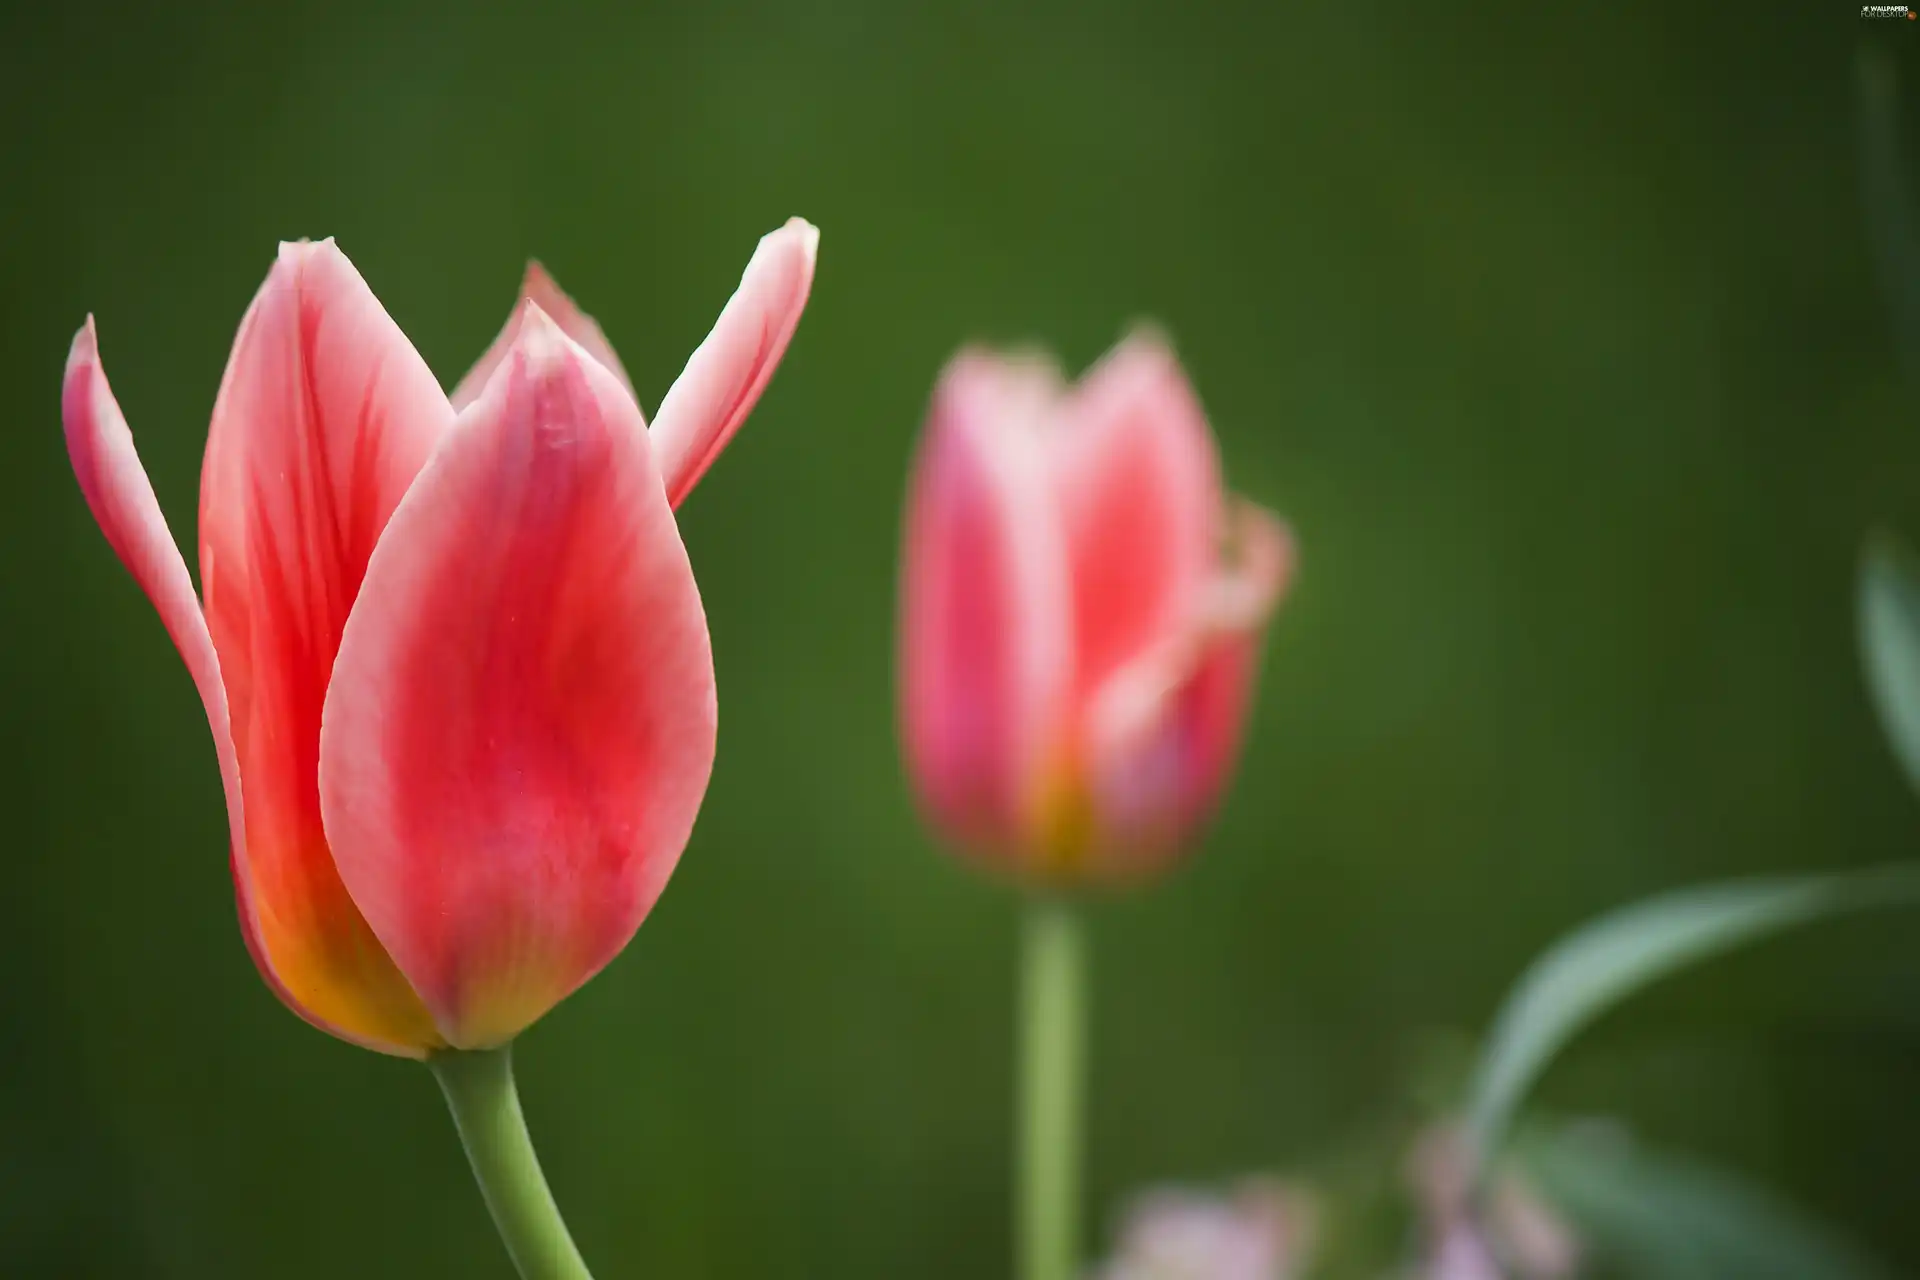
[1518,1123,1897,1280]
[1860,533,1920,794]
[1464,865,1920,1172]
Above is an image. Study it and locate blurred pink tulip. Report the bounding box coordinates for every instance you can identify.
[897,334,1294,884]
[63,221,817,1055]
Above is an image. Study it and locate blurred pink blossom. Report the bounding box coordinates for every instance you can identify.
[1093,1179,1320,1280]
[897,334,1294,886]
[1405,1125,1580,1280]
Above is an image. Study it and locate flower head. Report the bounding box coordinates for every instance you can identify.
[63,221,817,1054]
[897,333,1292,884]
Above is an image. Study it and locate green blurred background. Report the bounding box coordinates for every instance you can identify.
[6,1,1920,1275]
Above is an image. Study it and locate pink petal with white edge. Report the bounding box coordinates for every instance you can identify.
[898,351,1074,859]
[198,239,450,1054]
[320,303,717,1048]
[1084,501,1294,875]
[649,218,818,509]
[61,320,396,1050]
[1052,331,1225,701]
[450,261,637,413]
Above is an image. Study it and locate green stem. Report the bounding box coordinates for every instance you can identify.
[1017,898,1087,1280]
[430,1046,594,1280]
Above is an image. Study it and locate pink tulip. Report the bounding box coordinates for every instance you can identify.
[63,220,817,1055]
[898,334,1293,885]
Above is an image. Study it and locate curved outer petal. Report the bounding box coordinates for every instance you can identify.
[319,304,718,1048]
[897,351,1073,864]
[64,325,259,1002]
[1052,330,1224,703]
[649,218,818,508]
[450,261,636,413]
[1084,502,1293,877]
[199,240,451,1055]
[63,322,379,1046]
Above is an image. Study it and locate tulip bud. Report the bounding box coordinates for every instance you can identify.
[898,333,1293,885]
[63,223,816,1052]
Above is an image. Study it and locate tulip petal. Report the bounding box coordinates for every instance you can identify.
[898,351,1074,861]
[1084,501,1293,874]
[199,240,450,1054]
[649,218,818,508]
[65,321,237,818]
[320,304,717,1048]
[62,321,421,1051]
[449,261,637,413]
[1053,331,1224,700]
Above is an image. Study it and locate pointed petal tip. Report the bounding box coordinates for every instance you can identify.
[509,298,575,365]
[1101,323,1189,385]
[68,315,98,366]
[944,342,1064,382]
[452,260,637,414]
[777,216,820,261]
[520,259,556,293]
[936,345,997,385]
[1121,318,1175,351]
[1215,499,1296,629]
[272,239,337,279]
[932,344,1067,435]
[749,218,819,285]
[519,262,573,314]
[279,235,344,259]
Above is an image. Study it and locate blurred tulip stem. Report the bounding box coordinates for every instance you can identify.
[431,1046,594,1280]
[1018,897,1087,1280]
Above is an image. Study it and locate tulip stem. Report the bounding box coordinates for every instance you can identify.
[431,1046,594,1280]
[1017,897,1087,1280]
